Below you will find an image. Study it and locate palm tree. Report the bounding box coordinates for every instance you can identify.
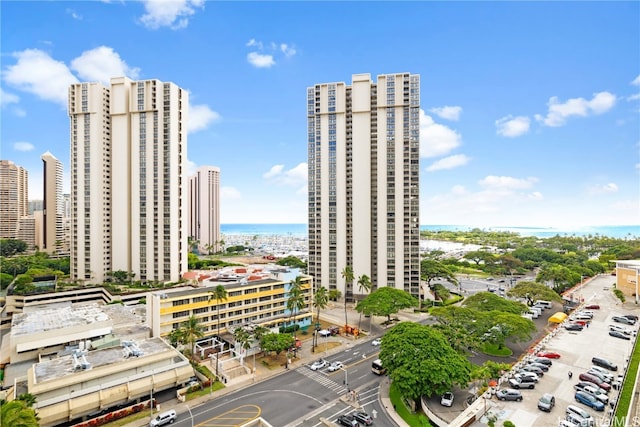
[328,289,342,302]
[209,285,228,379]
[1,400,39,427]
[356,274,371,330]
[312,286,329,351]
[16,393,36,408]
[182,315,205,358]
[286,276,306,340]
[341,266,354,329]
[233,327,252,366]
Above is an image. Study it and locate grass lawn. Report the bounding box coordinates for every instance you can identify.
[480,342,513,357]
[389,381,433,427]
[614,335,639,421]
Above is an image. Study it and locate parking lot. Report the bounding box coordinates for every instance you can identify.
[485,275,638,427]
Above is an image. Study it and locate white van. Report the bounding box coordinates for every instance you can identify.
[150,410,177,427]
[530,307,542,317]
[528,310,539,319]
[535,300,553,309]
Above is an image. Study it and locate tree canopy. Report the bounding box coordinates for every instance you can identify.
[260,333,295,358]
[462,292,529,315]
[355,287,418,322]
[0,239,28,257]
[507,281,562,306]
[420,259,458,287]
[379,322,472,401]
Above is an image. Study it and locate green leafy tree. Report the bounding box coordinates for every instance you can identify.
[313,286,329,323]
[507,281,562,306]
[1,399,39,427]
[356,274,372,329]
[477,311,536,349]
[431,283,451,302]
[276,256,307,270]
[341,266,354,326]
[260,333,295,359]
[379,322,472,402]
[209,285,228,340]
[0,239,28,257]
[328,288,341,302]
[286,276,306,339]
[181,315,205,357]
[430,306,484,354]
[420,259,458,288]
[16,393,37,408]
[462,292,529,315]
[463,250,496,266]
[0,272,13,290]
[234,327,252,365]
[355,287,418,323]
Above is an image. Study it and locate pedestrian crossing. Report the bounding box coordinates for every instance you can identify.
[296,367,348,394]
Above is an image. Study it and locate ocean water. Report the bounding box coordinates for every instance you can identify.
[221,224,640,239]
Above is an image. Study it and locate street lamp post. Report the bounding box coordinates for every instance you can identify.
[185,404,194,427]
[338,366,348,389]
[209,354,214,395]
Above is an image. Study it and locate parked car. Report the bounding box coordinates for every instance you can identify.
[521,365,545,376]
[538,393,555,412]
[515,372,540,382]
[353,411,373,426]
[532,357,553,366]
[575,381,608,396]
[566,404,595,426]
[565,323,584,331]
[623,314,639,321]
[327,361,344,372]
[496,389,523,401]
[575,391,605,411]
[592,356,617,371]
[371,338,382,346]
[318,329,332,337]
[571,313,593,321]
[537,350,561,359]
[579,373,611,391]
[508,376,535,389]
[580,384,609,404]
[328,326,340,335]
[585,304,600,310]
[586,369,612,384]
[612,316,636,325]
[527,362,550,372]
[440,392,454,407]
[589,366,615,382]
[310,359,328,371]
[609,330,631,340]
[609,324,632,335]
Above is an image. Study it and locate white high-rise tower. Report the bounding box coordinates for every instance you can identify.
[68,77,188,284]
[307,73,421,300]
[41,151,64,253]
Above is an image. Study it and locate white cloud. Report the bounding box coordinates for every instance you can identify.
[3,49,78,107]
[263,165,284,179]
[632,75,640,86]
[429,106,462,121]
[479,175,538,190]
[247,52,275,68]
[529,191,544,200]
[188,104,221,133]
[14,141,35,151]
[71,46,141,85]
[246,39,263,49]
[535,91,616,127]
[280,44,296,58]
[0,88,20,106]
[426,154,470,171]
[263,163,307,188]
[495,115,530,137]
[221,186,241,200]
[185,158,198,176]
[587,182,619,195]
[420,109,462,158]
[66,8,82,20]
[139,0,205,30]
[627,93,640,101]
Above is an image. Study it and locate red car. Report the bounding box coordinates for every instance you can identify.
[585,304,600,310]
[537,351,561,359]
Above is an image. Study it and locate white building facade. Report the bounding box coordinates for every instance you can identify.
[307,73,421,299]
[68,77,188,284]
[0,159,28,240]
[189,166,221,254]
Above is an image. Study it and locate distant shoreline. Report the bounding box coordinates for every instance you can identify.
[221,224,640,240]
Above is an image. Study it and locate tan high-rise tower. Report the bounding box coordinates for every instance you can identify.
[68,77,188,284]
[41,151,64,253]
[0,159,29,240]
[307,73,421,300]
[189,166,221,254]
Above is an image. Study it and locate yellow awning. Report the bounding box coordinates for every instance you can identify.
[548,312,567,323]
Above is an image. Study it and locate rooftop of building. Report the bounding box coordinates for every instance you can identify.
[33,337,174,383]
[11,303,110,337]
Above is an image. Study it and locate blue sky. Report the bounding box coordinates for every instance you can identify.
[1,1,639,228]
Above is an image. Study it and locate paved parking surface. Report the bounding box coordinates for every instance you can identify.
[482,275,638,427]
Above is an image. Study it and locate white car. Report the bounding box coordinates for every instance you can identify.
[310,359,328,371]
[609,324,632,335]
[327,361,344,372]
[371,338,382,346]
[440,392,454,407]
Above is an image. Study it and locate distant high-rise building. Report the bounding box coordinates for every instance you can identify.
[189,166,221,254]
[28,200,43,214]
[0,160,28,239]
[68,77,188,284]
[41,151,64,253]
[307,73,421,300]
